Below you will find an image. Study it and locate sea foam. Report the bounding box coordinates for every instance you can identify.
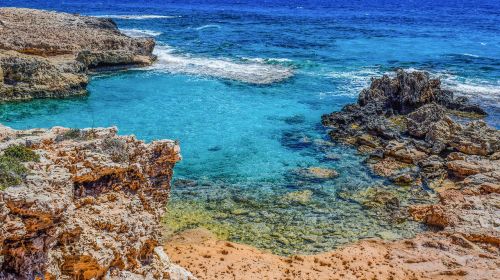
[149,46,294,85]
[120,28,162,37]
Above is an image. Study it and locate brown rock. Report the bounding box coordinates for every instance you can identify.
[0,8,156,101]
[0,124,194,280]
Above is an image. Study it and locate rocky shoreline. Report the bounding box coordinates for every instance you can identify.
[0,7,498,280]
[0,125,194,279]
[0,8,156,101]
[161,71,499,279]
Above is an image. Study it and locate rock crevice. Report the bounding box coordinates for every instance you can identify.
[0,125,195,280]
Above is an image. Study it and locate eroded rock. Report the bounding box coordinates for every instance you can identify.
[0,8,156,101]
[0,124,195,280]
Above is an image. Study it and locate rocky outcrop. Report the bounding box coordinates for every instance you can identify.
[320,69,499,279]
[322,70,498,190]
[0,8,156,101]
[0,124,195,280]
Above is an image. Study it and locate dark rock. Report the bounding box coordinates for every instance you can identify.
[407,103,446,138]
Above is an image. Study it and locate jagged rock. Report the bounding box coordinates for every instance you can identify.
[358,70,441,114]
[449,121,500,156]
[406,103,446,138]
[0,124,195,280]
[425,116,463,154]
[0,8,156,101]
[447,156,499,178]
[323,70,498,196]
[357,70,485,115]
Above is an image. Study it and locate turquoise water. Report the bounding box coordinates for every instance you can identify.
[1,0,499,254]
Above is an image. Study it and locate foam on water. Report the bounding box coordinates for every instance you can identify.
[120,28,162,37]
[329,68,382,97]
[441,75,500,103]
[149,46,294,84]
[193,24,222,31]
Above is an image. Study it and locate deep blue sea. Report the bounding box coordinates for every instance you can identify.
[1,0,499,254]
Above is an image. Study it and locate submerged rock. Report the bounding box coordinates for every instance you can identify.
[281,190,313,205]
[0,8,156,101]
[292,167,339,182]
[0,124,195,280]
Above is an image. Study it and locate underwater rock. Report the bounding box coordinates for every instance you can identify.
[281,190,313,205]
[283,114,306,125]
[280,130,313,149]
[0,124,195,280]
[173,178,198,188]
[292,167,339,182]
[0,8,156,101]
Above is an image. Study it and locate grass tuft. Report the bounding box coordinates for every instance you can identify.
[0,145,39,190]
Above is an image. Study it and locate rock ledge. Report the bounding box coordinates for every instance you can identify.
[0,8,156,101]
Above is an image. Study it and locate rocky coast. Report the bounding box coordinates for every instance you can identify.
[0,7,499,280]
[0,8,156,101]
[0,125,195,279]
[162,70,499,279]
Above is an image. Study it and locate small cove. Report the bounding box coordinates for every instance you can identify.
[1,0,499,255]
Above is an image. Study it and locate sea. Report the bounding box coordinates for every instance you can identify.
[0,0,498,255]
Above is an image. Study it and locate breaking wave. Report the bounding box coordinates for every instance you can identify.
[329,68,382,96]
[120,28,162,37]
[440,74,500,104]
[148,46,294,85]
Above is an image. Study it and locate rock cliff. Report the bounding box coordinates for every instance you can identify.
[0,124,195,280]
[0,8,156,101]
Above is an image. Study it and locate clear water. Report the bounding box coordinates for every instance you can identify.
[1,0,499,254]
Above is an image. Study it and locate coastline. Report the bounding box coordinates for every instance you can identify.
[0,6,499,280]
[0,8,156,102]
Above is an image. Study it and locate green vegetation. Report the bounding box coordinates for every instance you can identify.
[0,145,39,191]
[101,138,129,163]
[62,128,82,140]
[3,144,40,162]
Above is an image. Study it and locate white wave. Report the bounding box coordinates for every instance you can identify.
[461,53,479,58]
[440,74,500,103]
[194,24,221,31]
[147,46,293,84]
[120,28,162,37]
[329,68,382,96]
[93,14,180,20]
[241,57,293,64]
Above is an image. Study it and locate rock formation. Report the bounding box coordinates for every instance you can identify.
[319,69,499,279]
[0,124,195,280]
[0,8,156,101]
[322,70,498,189]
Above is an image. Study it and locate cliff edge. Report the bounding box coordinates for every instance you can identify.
[0,8,156,101]
[0,125,195,280]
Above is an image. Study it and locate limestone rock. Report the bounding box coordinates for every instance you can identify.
[0,124,195,280]
[406,103,446,138]
[0,8,156,101]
